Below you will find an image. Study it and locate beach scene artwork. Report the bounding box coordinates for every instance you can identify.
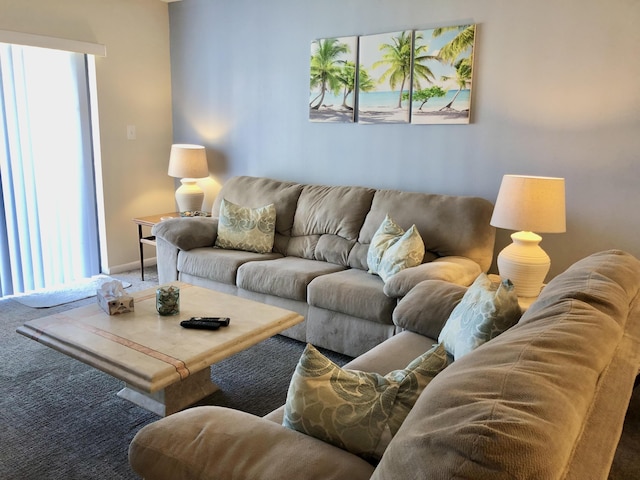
[309,36,358,123]
[357,31,412,124]
[410,24,476,125]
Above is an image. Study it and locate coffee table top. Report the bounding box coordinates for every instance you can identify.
[16,282,303,393]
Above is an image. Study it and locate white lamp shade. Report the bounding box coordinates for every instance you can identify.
[168,144,209,179]
[490,175,566,298]
[490,175,566,233]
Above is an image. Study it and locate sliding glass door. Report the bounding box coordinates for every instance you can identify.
[0,44,100,296]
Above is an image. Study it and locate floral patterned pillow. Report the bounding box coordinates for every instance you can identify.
[283,343,448,463]
[367,214,425,282]
[438,273,522,360]
[214,198,276,254]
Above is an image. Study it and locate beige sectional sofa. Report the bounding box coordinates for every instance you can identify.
[152,175,496,357]
[130,249,640,479]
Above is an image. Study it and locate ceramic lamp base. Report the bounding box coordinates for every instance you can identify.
[497,231,549,298]
[175,178,204,212]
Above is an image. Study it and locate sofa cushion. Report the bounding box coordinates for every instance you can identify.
[178,248,282,285]
[367,214,425,282]
[393,280,467,339]
[373,250,640,480]
[283,343,448,463]
[215,198,276,254]
[438,273,521,359]
[287,184,374,264]
[237,257,345,301]
[307,269,396,324]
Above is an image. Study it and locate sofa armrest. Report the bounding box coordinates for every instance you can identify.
[152,217,218,251]
[129,406,375,480]
[393,280,466,339]
[383,256,481,298]
[151,217,218,284]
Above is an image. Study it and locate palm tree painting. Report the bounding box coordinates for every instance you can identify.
[358,31,412,124]
[411,24,476,124]
[309,36,357,123]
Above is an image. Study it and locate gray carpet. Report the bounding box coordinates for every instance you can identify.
[0,267,350,480]
[1,266,638,479]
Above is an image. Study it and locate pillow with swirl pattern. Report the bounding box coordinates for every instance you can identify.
[214,198,276,254]
[367,214,425,283]
[282,343,448,463]
[438,273,522,360]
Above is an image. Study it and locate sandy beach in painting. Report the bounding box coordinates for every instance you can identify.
[309,104,469,124]
[358,105,410,124]
[411,107,470,125]
[309,105,355,123]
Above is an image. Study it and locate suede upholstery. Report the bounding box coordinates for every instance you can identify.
[153,175,495,357]
[130,250,640,480]
[392,279,467,339]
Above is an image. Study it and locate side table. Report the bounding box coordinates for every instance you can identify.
[132,213,179,280]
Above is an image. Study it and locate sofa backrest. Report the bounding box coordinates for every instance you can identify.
[372,249,640,480]
[348,189,496,272]
[213,176,495,271]
[286,183,375,264]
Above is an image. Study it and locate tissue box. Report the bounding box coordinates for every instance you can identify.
[97,291,134,315]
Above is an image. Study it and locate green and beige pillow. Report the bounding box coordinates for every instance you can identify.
[367,214,425,282]
[214,198,276,254]
[283,342,448,463]
[438,273,522,359]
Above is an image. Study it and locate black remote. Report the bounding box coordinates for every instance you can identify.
[180,320,221,330]
[190,317,230,326]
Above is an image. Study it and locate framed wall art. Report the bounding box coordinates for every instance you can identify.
[357,31,411,125]
[308,23,476,125]
[410,24,475,124]
[309,36,358,123]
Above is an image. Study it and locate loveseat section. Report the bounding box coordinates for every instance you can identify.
[131,251,640,480]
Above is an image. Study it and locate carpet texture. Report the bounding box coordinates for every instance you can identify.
[10,274,132,308]
[1,266,639,479]
[0,267,350,480]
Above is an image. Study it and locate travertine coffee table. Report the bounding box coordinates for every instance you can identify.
[16,282,303,416]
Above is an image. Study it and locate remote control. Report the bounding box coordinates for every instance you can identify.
[190,317,230,326]
[180,320,221,330]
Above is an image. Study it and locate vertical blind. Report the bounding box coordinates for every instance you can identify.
[0,43,100,296]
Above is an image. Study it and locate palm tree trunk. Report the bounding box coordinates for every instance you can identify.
[311,83,327,110]
[440,88,461,110]
[341,87,354,110]
[397,77,407,108]
[309,91,323,107]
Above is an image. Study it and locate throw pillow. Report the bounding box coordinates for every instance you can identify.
[283,342,448,463]
[214,198,276,254]
[438,273,522,360]
[367,214,425,282]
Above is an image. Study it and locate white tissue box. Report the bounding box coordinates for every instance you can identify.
[97,291,134,315]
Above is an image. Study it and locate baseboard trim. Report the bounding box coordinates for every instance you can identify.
[105,257,157,275]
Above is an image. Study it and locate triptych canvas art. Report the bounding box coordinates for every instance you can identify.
[309,25,476,125]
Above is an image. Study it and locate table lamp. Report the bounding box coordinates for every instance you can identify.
[167,144,209,213]
[490,175,566,298]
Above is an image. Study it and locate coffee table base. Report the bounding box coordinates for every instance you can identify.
[117,367,218,416]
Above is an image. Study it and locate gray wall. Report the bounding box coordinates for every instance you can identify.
[168,0,640,279]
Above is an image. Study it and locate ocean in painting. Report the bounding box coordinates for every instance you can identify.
[310,89,470,111]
